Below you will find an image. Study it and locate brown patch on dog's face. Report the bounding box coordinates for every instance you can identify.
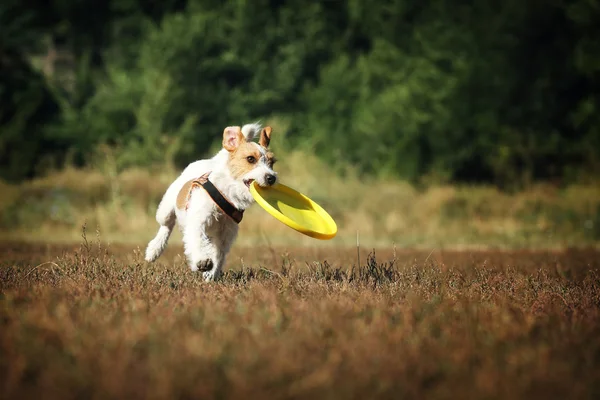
[265,151,276,168]
[223,125,277,188]
[228,142,262,180]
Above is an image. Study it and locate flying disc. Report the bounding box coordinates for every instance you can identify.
[249,181,337,240]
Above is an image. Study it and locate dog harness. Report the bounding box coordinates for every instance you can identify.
[177,172,244,224]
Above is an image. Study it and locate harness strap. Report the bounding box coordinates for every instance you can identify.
[185,172,244,224]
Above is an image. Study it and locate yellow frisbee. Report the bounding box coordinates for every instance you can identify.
[249,181,337,240]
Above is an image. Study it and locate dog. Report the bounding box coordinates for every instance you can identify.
[144,123,277,281]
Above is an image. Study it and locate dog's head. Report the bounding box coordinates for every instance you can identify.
[222,125,277,189]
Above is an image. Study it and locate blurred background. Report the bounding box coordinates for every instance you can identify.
[1,0,599,248]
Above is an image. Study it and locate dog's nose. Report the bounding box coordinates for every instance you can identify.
[266,174,276,185]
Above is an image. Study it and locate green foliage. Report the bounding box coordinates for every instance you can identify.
[1,0,600,186]
[0,1,60,181]
[292,0,600,186]
[300,38,465,181]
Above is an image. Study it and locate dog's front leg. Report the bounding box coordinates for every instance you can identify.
[183,225,217,275]
[201,253,224,282]
[182,195,219,276]
[202,224,238,282]
[201,244,232,282]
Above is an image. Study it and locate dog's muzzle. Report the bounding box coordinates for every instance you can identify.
[265,174,276,186]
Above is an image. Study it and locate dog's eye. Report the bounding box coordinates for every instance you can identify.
[246,156,256,164]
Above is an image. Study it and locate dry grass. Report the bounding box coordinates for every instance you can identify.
[1,236,600,399]
[1,157,599,249]
[1,118,600,249]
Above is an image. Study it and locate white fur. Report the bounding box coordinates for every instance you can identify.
[145,123,277,281]
[241,122,262,141]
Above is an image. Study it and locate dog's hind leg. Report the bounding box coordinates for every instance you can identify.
[145,212,175,262]
[145,187,178,262]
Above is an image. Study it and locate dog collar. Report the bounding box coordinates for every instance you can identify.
[188,173,244,224]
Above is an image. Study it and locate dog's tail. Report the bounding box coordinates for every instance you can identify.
[145,224,173,262]
[241,122,262,141]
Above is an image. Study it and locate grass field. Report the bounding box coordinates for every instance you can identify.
[2,150,600,398]
[2,148,600,249]
[1,236,600,399]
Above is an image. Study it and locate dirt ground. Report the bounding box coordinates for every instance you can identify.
[1,240,599,399]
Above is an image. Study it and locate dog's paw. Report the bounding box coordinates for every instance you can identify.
[203,269,222,282]
[195,259,213,272]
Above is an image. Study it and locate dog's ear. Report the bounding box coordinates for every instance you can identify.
[222,126,244,151]
[259,126,272,148]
